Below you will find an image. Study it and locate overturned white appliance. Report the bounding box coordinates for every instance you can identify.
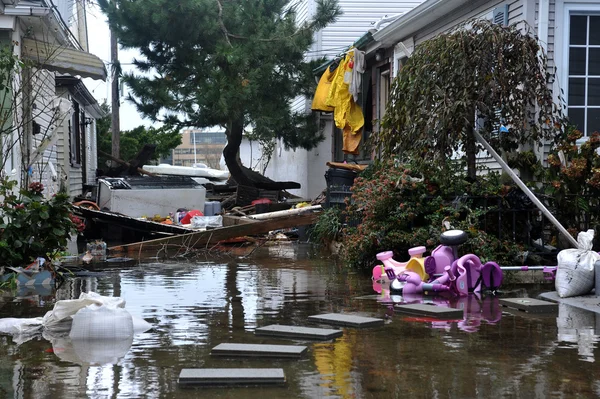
[97,176,206,218]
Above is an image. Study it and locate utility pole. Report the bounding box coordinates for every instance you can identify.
[111,30,120,162]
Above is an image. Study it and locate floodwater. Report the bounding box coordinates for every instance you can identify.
[1,243,599,398]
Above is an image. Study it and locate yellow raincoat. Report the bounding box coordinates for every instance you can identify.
[324,50,364,155]
[311,66,335,112]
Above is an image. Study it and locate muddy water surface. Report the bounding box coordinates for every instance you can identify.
[0,243,599,398]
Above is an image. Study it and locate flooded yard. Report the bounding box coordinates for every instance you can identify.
[1,243,599,398]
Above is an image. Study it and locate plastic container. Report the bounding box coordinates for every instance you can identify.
[180,209,203,224]
[325,167,357,187]
[86,241,107,262]
[204,201,223,217]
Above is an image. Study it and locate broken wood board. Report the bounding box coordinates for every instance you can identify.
[211,343,307,358]
[178,368,285,386]
[307,313,384,328]
[109,211,320,258]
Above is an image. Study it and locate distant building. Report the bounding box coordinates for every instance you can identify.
[172,129,227,168]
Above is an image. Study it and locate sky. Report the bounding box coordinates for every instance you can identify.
[82,2,151,131]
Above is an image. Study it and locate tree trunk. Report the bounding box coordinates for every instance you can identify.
[223,119,253,186]
[465,130,477,180]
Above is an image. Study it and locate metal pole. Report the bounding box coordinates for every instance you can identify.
[473,130,578,248]
[111,29,120,162]
[193,131,197,165]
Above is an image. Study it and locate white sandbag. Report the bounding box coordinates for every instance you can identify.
[555,229,600,298]
[69,304,134,340]
[42,291,126,333]
[0,317,43,336]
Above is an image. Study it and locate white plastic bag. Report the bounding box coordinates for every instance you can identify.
[191,215,223,229]
[555,229,600,298]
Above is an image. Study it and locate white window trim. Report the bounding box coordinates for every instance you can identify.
[392,37,414,78]
[555,2,600,138]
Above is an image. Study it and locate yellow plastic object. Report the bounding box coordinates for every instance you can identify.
[405,257,429,282]
[311,66,335,112]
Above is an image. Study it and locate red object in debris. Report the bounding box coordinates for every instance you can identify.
[180,209,203,224]
[251,198,272,205]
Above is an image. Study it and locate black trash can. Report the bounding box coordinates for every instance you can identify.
[325,167,357,187]
[325,167,357,208]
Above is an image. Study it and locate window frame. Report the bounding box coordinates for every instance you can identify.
[559,2,600,138]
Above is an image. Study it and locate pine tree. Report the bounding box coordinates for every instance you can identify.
[98,0,341,186]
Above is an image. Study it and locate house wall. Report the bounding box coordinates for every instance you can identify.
[55,86,85,198]
[29,68,60,197]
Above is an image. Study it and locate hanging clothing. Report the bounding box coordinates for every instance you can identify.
[311,66,335,112]
[325,50,364,154]
[349,49,365,103]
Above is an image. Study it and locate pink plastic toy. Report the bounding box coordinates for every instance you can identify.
[372,246,427,282]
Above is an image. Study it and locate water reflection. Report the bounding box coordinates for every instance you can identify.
[374,281,503,333]
[557,303,600,363]
[0,246,599,398]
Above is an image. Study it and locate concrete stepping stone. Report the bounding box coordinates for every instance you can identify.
[211,343,307,358]
[394,304,464,319]
[178,368,285,386]
[308,313,384,328]
[255,324,343,340]
[499,298,558,313]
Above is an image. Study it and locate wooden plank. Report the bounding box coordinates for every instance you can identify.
[178,368,285,386]
[109,211,320,257]
[394,304,464,319]
[499,298,558,313]
[210,343,307,358]
[307,313,384,328]
[222,215,259,226]
[255,324,343,340]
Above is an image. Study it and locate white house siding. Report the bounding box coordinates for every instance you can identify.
[320,1,423,57]
[55,87,84,198]
[29,69,60,197]
[290,0,312,115]
[414,0,524,44]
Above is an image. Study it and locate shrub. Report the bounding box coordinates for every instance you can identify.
[338,160,523,271]
[0,178,79,266]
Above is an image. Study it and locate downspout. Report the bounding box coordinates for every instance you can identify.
[374,14,403,31]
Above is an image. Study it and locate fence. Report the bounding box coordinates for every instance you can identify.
[453,193,600,256]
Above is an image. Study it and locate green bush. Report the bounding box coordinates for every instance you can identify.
[337,160,523,270]
[0,178,81,266]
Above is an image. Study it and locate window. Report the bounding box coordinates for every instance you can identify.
[567,14,600,136]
